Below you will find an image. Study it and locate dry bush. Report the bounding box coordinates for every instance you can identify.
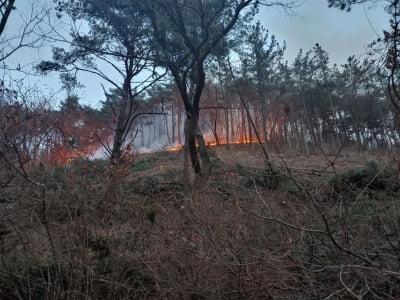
[0,155,301,299]
[1,149,400,299]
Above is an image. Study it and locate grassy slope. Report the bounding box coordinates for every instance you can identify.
[1,145,400,299]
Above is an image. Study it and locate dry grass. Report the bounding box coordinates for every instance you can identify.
[0,145,399,299]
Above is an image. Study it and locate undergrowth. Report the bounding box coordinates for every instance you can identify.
[1,155,400,299]
[331,160,400,194]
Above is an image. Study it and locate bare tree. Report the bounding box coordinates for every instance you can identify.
[0,0,52,67]
[0,0,55,186]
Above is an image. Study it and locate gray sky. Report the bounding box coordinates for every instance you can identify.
[259,0,388,65]
[3,0,390,108]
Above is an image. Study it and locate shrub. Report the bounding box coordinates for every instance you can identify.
[331,160,400,194]
[236,163,300,195]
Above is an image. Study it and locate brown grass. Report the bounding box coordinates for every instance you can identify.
[0,145,399,299]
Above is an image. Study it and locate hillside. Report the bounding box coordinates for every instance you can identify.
[1,145,399,299]
[2,0,400,299]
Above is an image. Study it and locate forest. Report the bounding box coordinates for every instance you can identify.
[2,0,400,299]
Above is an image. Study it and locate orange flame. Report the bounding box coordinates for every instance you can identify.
[50,137,263,163]
[166,138,260,152]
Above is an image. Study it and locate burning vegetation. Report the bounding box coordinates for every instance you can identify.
[3,0,400,298]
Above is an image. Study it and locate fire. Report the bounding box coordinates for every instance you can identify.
[167,146,182,152]
[166,138,260,152]
[49,142,104,165]
[48,137,262,164]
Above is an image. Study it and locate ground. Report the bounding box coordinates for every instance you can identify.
[1,144,399,299]
[136,143,390,176]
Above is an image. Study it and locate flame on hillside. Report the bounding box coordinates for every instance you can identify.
[48,136,262,165]
[48,143,103,165]
[166,138,260,152]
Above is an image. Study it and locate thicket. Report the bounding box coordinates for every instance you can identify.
[1,150,400,299]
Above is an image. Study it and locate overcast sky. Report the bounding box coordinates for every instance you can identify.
[259,0,388,64]
[4,0,390,108]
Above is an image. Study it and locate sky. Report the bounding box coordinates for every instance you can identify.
[259,0,388,64]
[3,0,390,108]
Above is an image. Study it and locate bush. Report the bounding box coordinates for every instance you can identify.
[129,156,155,172]
[236,163,300,195]
[331,160,400,194]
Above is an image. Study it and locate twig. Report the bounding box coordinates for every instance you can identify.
[240,204,326,235]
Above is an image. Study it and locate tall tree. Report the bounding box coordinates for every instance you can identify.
[0,0,56,185]
[329,0,400,113]
[380,0,400,111]
[240,21,285,150]
[39,0,161,164]
[139,0,261,179]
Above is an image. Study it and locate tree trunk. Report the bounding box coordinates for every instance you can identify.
[196,125,211,180]
[110,84,129,164]
[185,117,201,174]
[171,104,175,144]
[225,106,231,149]
[183,116,211,180]
[213,108,220,145]
[177,105,182,146]
[261,97,269,150]
[183,134,190,184]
